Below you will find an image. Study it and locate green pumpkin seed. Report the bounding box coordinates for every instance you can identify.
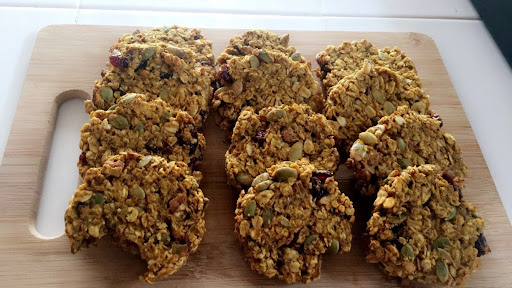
[327,239,340,254]
[411,101,426,113]
[304,235,319,246]
[359,131,378,145]
[135,207,145,213]
[371,89,385,104]
[110,115,129,129]
[384,101,396,115]
[266,109,286,121]
[400,243,414,260]
[290,52,301,62]
[256,180,273,192]
[236,173,253,186]
[100,87,114,102]
[108,104,118,111]
[159,87,169,101]
[130,186,145,199]
[231,80,243,96]
[137,155,152,167]
[437,248,453,261]
[388,213,407,224]
[397,137,406,152]
[436,259,449,283]
[244,200,256,218]
[168,45,185,59]
[397,158,412,169]
[336,116,347,127]
[135,122,144,134]
[258,49,272,63]
[275,167,298,182]
[119,93,137,104]
[378,51,389,61]
[445,207,457,221]
[262,209,274,225]
[252,172,270,187]
[395,116,406,125]
[160,234,171,246]
[140,46,155,61]
[249,55,260,68]
[289,141,304,161]
[91,193,105,205]
[433,237,451,249]
[365,106,377,118]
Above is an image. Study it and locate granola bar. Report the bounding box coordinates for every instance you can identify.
[346,106,467,197]
[367,164,488,286]
[65,153,208,283]
[316,40,422,92]
[85,41,213,126]
[213,48,323,130]
[79,94,205,176]
[235,160,355,283]
[324,63,430,154]
[225,104,339,190]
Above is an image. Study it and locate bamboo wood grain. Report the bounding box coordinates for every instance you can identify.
[0,25,510,287]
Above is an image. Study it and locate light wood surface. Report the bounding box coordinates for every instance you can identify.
[0,25,510,287]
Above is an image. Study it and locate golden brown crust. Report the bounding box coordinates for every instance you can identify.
[234,160,354,283]
[65,153,208,283]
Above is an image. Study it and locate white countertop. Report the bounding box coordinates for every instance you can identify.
[1,1,511,237]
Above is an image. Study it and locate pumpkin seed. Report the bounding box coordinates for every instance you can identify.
[327,239,340,254]
[384,101,396,115]
[266,109,286,121]
[397,158,412,169]
[411,101,426,113]
[138,155,152,167]
[365,106,377,118]
[256,180,273,192]
[140,46,155,61]
[378,51,389,61]
[130,186,145,199]
[249,55,260,68]
[397,137,406,152]
[371,89,385,104]
[400,243,414,260]
[244,200,256,218]
[110,115,129,129]
[445,207,457,221]
[262,209,274,225]
[100,87,113,102]
[119,93,137,104]
[258,49,272,63]
[168,45,185,59]
[388,213,407,224]
[360,131,378,145]
[231,80,243,96]
[159,88,169,101]
[108,104,118,111]
[275,167,298,182]
[304,235,319,246]
[280,34,290,45]
[236,173,253,186]
[437,248,453,261]
[135,122,144,134]
[290,52,301,62]
[433,236,451,249]
[289,142,304,161]
[395,116,406,125]
[160,234,171,246]
[91,193,105,205]
[436,259,449,283]
[252,172,270,187]
[171,243,187,254]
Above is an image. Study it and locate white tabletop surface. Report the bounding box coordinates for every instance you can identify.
[1,1,511,237]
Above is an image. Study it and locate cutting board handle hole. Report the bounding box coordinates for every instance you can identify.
[32,97,89,239]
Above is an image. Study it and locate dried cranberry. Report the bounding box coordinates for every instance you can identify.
[365,87,370,95]
[252,130,266,146]
[218,64,233,84]
[317,61,331,73]
[199,61,213,67]
[312,170,333,182]
[199,110,207,118]
[441,171,462,198]
[160,72,172,79]
[194,35,200,40]
[79,152,87,165]
[135,59,148,72]
[311,177,328,199]
[475,233,491,257]
[430,113,443,127]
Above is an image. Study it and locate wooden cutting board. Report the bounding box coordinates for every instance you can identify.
[1,25,511,287]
